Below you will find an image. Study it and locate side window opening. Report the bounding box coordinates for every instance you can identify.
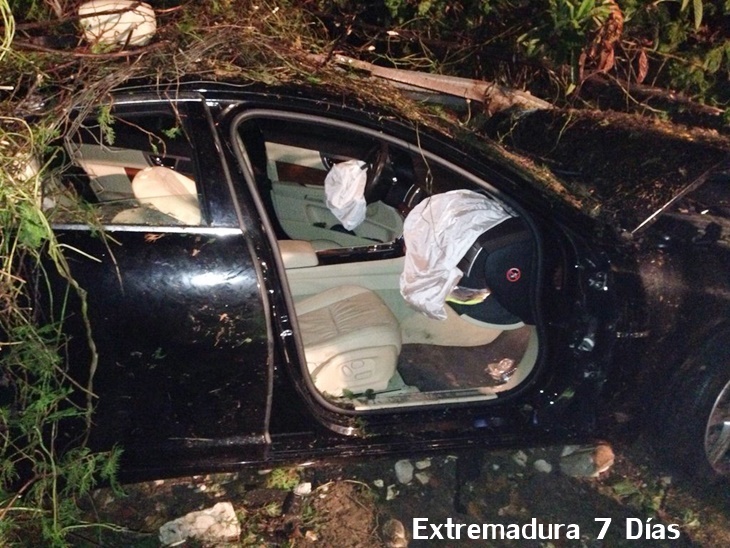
[44,107,204,227]
[236,117,407,250]
[233,112,541,413]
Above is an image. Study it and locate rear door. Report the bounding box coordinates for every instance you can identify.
[44,96,272,476]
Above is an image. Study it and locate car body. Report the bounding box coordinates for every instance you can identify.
[32,81,730,482]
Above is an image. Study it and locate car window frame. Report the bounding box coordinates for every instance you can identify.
[231,109,493,265]
[44,98,212,230]
[228,106,549,421]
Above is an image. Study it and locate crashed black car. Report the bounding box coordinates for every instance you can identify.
[29,81,730,482]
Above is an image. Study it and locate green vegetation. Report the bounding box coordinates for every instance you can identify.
[316,0,730,111]
[1,0,728,545]
[0,4,123,544]
[265,467,302,491]
[0,110,122,545]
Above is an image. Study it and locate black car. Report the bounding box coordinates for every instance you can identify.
[33,81,729,483]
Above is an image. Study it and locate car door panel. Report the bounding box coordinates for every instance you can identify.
[52,229,271,462]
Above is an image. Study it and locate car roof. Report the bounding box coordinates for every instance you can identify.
[104,79,589,208]
[108,79,730,236]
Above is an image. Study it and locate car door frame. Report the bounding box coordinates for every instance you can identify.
[214,98,542,423]
[207,88,627,463]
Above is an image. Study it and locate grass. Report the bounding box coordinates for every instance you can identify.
[265,467,301,491]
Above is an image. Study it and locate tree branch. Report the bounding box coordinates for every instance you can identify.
[312,53,552,114]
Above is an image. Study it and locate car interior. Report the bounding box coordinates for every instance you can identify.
[235,114,541,410]
[44,108,542,412]
[44,111,203,227]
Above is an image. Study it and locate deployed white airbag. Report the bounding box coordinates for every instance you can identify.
[400,190,511,320]
[324,160,368,230]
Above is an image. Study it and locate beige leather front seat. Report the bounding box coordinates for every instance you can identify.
[296,285,401,397]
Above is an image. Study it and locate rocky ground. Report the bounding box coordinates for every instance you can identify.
[74,435,729,547]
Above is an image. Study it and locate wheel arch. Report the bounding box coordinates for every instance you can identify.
[652,320,730,480]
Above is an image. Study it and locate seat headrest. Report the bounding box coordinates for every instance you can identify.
[132,166,201,225]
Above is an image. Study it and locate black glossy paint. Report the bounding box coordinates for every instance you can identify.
[49,226,270,467]
[35,82,730,481]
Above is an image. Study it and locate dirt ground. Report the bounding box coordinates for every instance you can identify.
[76,435,729,547]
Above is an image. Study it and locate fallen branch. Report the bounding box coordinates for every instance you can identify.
[312,53,552,114]
[12,38,164,58]
[589,73,726,117]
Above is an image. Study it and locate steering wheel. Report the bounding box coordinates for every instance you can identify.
[363,142,391,204]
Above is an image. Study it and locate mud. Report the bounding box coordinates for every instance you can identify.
[78,437,729,547]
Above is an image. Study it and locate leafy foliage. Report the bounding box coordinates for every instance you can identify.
[265,467,302,490]
[0,72,120,548]
[313,0,729,108]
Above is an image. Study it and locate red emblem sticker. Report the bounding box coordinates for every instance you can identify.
[506,267,522,282]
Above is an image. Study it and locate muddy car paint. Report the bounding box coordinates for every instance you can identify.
[34,82,729,481]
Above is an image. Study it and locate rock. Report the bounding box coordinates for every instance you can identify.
[560,443,615,477]
[415,458,432,470]
[395,459,414,484]
[78,1,157,47]
[593,443,615,475]
[560,448,595,477]
[415,472,431,485]
[373,479,385,488]
[383,518,408,547]
[512,450,528,467]
[534,459,553,473]
[294,482,312,496]
[386,485,399,500]
[158,501,240,546]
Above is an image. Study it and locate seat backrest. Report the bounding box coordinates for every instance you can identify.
[131,166,201,225]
